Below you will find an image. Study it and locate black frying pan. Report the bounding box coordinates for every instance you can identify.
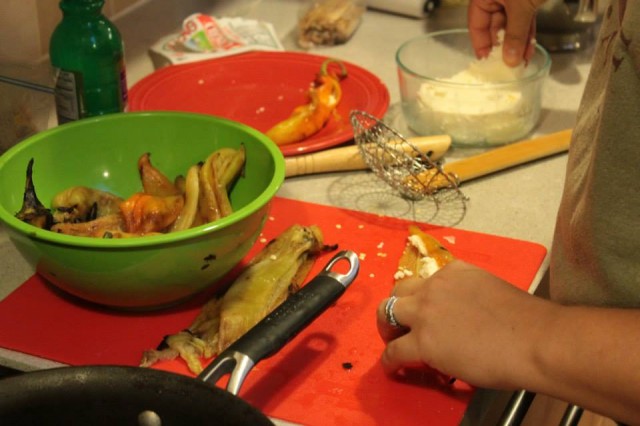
[0,250,360,425]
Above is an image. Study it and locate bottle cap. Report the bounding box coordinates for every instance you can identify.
[59,0,105,11]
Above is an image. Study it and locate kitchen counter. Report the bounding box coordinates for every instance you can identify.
[0,0,596,422]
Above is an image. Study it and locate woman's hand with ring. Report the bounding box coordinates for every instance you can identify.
[376,260,553,390]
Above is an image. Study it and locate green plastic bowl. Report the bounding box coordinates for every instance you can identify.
[0,112,285,309]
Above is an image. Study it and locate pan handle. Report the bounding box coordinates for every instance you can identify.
[198,250,360,395]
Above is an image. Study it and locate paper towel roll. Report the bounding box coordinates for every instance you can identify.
[367,0,434,17]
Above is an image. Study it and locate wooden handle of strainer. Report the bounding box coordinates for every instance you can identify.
[444,129,573,182]
[284,134,452,178]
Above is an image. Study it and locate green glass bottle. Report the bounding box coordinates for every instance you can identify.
[50,0,128,124]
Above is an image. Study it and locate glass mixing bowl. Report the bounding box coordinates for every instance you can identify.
[396,29,551,147]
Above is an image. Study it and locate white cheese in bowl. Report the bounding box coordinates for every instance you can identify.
[415,31,537,145]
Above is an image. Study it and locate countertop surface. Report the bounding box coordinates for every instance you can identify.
[0,0,596,421]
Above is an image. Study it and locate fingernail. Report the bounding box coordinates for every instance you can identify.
[505,46,518,59]
[504,47,521,66]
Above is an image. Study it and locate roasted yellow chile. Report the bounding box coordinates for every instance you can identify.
[120,193,184,234]
[139,224,326,374]
[266,58,347,146]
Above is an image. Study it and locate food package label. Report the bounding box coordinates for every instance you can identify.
[150,14,284,68]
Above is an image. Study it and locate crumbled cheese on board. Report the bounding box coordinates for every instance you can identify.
[443,235,456,244]
[394,267,414,281]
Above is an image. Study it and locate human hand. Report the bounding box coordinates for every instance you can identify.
[467,0,546,66]
[376,260,551,390]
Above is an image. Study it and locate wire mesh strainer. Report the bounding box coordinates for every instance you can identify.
[350,110,465,202]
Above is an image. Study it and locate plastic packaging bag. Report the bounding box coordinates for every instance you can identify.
[149,14,284,67]
[298,0,366,48]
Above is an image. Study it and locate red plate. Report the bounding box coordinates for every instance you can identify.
[128,51,390,156]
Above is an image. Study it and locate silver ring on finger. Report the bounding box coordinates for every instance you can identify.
[384,296,403,328]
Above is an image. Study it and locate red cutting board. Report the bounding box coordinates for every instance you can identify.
[0,197,546,425]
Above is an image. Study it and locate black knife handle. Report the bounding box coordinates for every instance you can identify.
[228,249,359,361]
[199,250,359,392]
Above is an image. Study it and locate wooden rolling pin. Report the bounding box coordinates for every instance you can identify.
[284,134,452,177]
[407,129,573,191]
[444,128,573,182]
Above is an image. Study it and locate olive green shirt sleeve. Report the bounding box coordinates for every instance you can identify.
[550,0,640,306]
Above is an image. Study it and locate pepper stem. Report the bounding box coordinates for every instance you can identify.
[321,58,347,79]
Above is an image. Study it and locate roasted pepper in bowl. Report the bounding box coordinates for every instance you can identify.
[266,58,347,146]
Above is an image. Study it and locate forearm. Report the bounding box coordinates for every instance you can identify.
[524,304,640,424]
[376,261,640,424]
